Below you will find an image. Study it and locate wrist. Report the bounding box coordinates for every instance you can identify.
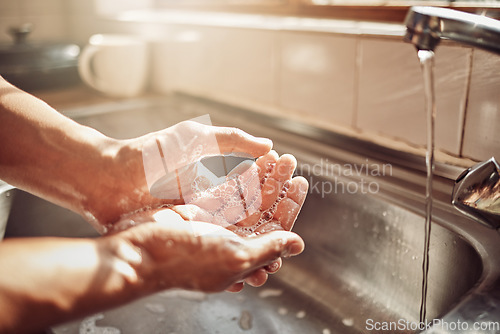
[84,134,166,232]
[96,235,147,298]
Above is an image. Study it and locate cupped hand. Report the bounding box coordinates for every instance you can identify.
[86,121,273,233]
[111,209,305,293]
[110,150,308,291]
[168,150,309,290]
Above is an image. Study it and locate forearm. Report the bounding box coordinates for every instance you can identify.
[0,77,146,230]
[0,236,142,334]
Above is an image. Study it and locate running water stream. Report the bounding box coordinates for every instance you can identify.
[417,49,436,324]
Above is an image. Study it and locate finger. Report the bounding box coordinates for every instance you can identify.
[171,204,211,222]
[226,282,244,292]
[260,154,297,212]
[274,176,309,231]
[264,258,282,274]
[245,231,304,269]
[215,127,272,158]
[244,268,268,287]
[254,220,283,234]
[256,151,279,181]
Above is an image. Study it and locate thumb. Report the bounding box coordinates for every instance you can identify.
[244,231,304,268]
[214,127,273,158]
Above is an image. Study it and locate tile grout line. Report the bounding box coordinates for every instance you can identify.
[459,48,474,158]
[351,37,361,130]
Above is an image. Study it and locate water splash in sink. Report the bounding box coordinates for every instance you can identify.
[145,303,166,314]
[238,310,253,330]
[79,314,120,334]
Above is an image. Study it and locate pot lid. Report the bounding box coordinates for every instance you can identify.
[0,24,80,73]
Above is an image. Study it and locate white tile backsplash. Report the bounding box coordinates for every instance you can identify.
[0,1,20,18]
[278,31,356,127]
[1,0,498,164]
[0,0,67,42]
[21,15,67,41]
[357,39,470,155]
[20,0,64,17]
[153,26,276,108]
[462,50,500,161]
[0,17,21,43]
[151,23,500,163]
[213,28,276,106]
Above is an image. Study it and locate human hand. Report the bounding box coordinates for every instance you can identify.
[165,150,308,290]
[85,121,273,233]
[110,209,305,293]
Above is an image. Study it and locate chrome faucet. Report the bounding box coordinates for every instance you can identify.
[452,158,500,229]
[404,7,500,229]
[404,6,500,54]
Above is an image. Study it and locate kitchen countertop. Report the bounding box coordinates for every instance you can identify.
[30,84,155,112]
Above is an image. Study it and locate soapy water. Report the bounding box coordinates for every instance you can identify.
[145,155,293,237]
[186,157,263,227]
[227,162,292,236]
[140,115,296,237]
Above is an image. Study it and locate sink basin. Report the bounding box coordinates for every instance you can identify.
[2,95,500,333]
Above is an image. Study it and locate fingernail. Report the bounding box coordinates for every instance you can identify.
[284,240,304,258]
[257,137,273,147]
[281,244,294,258]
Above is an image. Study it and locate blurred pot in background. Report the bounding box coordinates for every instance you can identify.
[0,24,81,92]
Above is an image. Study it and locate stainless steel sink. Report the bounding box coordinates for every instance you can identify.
[2,95,500,334]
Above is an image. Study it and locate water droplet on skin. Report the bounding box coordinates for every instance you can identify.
[262,211,273,221]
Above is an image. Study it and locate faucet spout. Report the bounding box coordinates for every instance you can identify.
[404,6,500,54]
[452,158,500,229]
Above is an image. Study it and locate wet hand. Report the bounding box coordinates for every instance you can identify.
[111,211,305,293]
[86,121,273,233]
[169,151,309,289]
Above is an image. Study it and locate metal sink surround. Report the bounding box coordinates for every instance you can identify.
[2,94,499,334]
